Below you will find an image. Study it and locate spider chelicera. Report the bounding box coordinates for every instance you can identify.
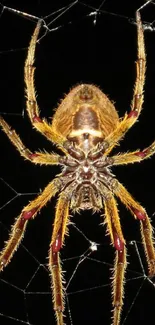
[0,10,155,325]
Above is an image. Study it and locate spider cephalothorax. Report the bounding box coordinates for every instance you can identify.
[1,11,155,325]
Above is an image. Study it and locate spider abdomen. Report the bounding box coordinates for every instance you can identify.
[72,105,100,131]
[51,84,119,143]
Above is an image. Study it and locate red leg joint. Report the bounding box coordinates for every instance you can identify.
[131,207,146,220]
[128,110,138,118]
[52,232,62,253]
[114,231,124,251]
[33,116,42,123]
[21,207,38,220]
[135,151,146,158]
[28,153,39,159]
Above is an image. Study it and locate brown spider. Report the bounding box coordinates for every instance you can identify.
[0,10,155,325]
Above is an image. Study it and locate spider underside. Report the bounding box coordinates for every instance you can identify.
[60,142,115,211]
[1,10,155,325]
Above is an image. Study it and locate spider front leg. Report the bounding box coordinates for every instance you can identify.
[105,11,146,155]
[114,181,155,276]
[0,178,61,271]
[25,20,65,145]
[49,193,70,325]
[0,116,61,165]
[104,196,127,325]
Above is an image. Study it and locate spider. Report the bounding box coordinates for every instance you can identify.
[0,10,155,325]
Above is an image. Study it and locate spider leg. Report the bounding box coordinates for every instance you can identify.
[25,20,65,145]
[0,116,61,165]
[0,178,61,271]
[111,141,155,165]
[114,181,155,276]
[49,193,70,325]
[105,11,146,155]
[104,196,127,325]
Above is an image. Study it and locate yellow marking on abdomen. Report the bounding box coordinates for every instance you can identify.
[70,129,103,137]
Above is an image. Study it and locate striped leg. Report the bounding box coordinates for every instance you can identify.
[105,12,146,155]
[25,20,64,145]
[0,178,61,271]
[49,193,70,325]
[104,196,127,325]
[114,181,155,276]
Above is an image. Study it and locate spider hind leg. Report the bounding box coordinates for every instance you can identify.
[115,182,155,277]
[104,196,127,325]
[49,193,70,325]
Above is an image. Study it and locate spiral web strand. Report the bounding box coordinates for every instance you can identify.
[1,1,155,324]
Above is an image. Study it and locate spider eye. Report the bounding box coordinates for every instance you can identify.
[78,85,94,101]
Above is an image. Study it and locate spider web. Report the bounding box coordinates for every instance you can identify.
[1,1,155,324]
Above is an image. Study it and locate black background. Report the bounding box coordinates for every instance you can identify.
[1,1,155,325]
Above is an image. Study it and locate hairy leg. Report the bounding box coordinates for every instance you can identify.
[111,141,155,165]
[0,116,61,165]
[114,181,155,276]
[25,20,65,145]
[105,11,146,155]
[0,178,61,271]
[49,193,70,325]
[104,196,127,325]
